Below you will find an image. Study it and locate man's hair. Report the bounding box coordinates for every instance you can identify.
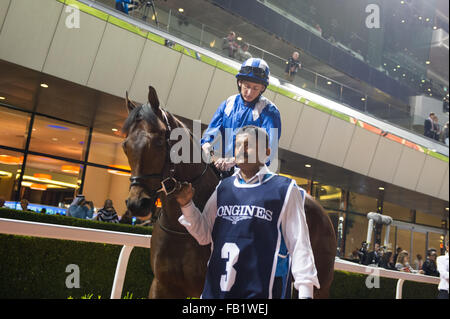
[429,112,435,116]
[235,125,269,148]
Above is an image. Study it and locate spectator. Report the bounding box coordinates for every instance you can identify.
[436,241,448,299]
[40,208,47,214]
[115,0,140,15]
[379,251,396,270]
[395,250,424,274]
[0,196,5,208]
[366,242,382,266]
[424,112,436,138]
[422,249,440,277]
[413,254,424,271]
[96,199,119,223]
[393,247,402,267]
[284,51,302,82]
[20,199,33,212]
[357,241,369,265]
[67,195,94,220]
[432,115,441,141]
[236,43,252,62]
[222,31,238,58]
[314,24,322,36]
[442,121,449,145]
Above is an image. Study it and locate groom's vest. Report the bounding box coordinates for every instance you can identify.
[202,174,294,299]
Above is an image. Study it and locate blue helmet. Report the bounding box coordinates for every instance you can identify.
[236,58,270,87]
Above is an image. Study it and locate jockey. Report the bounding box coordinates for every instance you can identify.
[201,58,281,174]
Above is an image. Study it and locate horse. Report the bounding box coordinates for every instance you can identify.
[122,86,337,299]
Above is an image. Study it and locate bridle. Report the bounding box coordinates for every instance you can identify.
[128,103,208,235]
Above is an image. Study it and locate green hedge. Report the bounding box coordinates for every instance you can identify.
[0,208,440,299]
[0,208,152,299]
[330,270,438,299]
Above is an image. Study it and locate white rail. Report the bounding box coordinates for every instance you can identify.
[334,257,440,298]
[0,218,152,299]
[0,218,440,299]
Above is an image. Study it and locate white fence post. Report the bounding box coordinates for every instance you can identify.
[111,245,134,299]
[396,279,405,299]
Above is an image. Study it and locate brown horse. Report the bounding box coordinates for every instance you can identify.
[122,86,336,299]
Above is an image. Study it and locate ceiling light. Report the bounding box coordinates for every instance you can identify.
[33,173,52,180]
[445,207,449,211]
[237,37,242,41]
[61,165,80,175]
[378,187,384,191]
[40,83,49,88]
[107,165,131,177]
[178,8,184,13]
[29,183,47,191]
[401,19,405,23]
[433,26,437,30]
[400,0,405,3]
[361,97,366,101]
[0,96,5,100]
[112,128,118,132]
[327,81,332,85]
[305,164,312,168]
[425,61,430,64]
[418,16,422,20]
[425,18,430,22]
[51,137,58,141]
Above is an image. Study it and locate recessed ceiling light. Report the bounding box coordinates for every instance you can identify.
[0,96,5,100]
[433,26,437,30]
[305,164,312,168]
[445,207,449,211]
[327,81,332,85]
[112,128,118,132]
[425,61,430,64]
[178,8,184,13]
[51,137,58,141]
[40,83,49,88]
[378,187,385,191]
[237,37,242,41]
[361,97,366,101]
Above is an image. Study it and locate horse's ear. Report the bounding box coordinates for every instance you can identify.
[125,91,137,114]
[148,86,160,111]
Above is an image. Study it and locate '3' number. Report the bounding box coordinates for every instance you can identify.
[220,243,240,292]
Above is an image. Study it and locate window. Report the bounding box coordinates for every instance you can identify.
[415,210,444,228]
[28,116,88,161]
[0,149,24,201]
[383,200,412,222]
[88,130,129,167]
[20,155,82,207]
[348,192,377,214]
[0,106,30,149]
[312,183,343,210]
[411,232,426,269]
[343,212,368,258]
[83,165,130,217]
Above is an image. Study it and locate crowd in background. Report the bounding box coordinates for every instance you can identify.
[0,195,152,226]
[350,241,442,277]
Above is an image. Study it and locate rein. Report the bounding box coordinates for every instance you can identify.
[129,103,209,235]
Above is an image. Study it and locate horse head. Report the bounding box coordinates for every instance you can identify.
[122,86,171,218]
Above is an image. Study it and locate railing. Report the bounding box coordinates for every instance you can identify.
[0,218,440,299]
[87,0,449,146]
[0,217,151,299]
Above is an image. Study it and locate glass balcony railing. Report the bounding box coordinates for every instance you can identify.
[86,0,449,148]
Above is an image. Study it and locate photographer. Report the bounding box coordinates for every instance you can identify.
[115,0,140,15]
[284,51,301,82]
[357,241,369,265]
[67,195,94,220]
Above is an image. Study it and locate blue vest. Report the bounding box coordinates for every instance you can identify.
[202,174,293,299]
